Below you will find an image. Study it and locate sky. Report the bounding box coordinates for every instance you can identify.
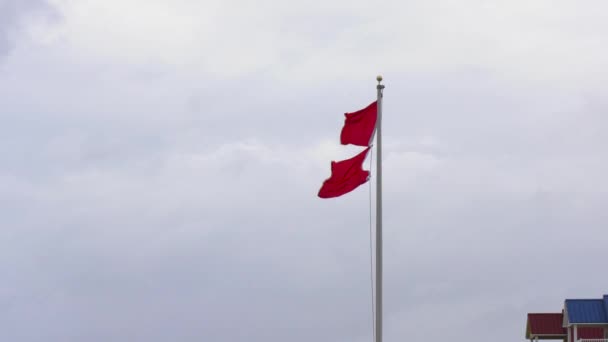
[1,0,608,341]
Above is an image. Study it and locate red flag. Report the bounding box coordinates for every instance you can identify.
[318,147,371,199]
[340,101,377,146]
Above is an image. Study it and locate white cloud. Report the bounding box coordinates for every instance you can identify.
[3,1,608,342]
[36,0,608,84]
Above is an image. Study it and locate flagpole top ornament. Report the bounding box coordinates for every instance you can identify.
[376,75,383,83]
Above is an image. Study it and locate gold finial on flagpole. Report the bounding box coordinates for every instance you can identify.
[376,75,384,91]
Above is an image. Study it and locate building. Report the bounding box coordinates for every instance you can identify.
[526,295,608,342]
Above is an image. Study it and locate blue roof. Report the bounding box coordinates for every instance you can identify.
[605,295,608,320]
[565,297,608,324]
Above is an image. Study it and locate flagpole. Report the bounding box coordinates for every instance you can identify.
[375,75,384,342]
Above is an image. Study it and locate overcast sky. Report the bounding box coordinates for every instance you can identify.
[1,1,608,341]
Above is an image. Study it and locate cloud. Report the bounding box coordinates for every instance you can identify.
[2,1,608,342]
[0,0,57,59]
[39,0,608,84]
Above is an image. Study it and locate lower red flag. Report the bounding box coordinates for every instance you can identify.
[318,147,371,199]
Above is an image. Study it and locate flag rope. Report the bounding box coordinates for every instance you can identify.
[368,148,375,342]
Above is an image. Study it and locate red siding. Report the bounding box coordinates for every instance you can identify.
[579,327,604,339]
[568,326,604,340]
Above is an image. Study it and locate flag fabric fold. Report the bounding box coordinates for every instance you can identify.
[340,101,377,146]
[318,147,371,199]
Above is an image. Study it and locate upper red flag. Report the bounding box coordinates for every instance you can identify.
[340,101,377,146]
[318,147,371,199]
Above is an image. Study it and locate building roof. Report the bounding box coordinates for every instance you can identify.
[526,313,567,339]
[564,296,608,324]
[525,312,606,340]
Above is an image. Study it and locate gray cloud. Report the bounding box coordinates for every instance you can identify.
[1,1,608,342]
[0,0,56,58]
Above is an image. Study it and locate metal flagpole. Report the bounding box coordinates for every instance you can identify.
[375,75,385,342]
